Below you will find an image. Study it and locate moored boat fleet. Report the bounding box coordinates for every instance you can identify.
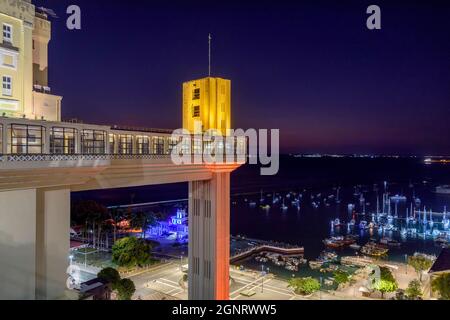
[254,252,307,272]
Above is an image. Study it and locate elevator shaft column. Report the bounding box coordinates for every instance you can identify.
[188,171,231,300]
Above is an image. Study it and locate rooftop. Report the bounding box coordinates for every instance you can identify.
[429,248,450,274]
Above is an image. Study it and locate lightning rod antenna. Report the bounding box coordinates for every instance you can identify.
[208,33,212,77]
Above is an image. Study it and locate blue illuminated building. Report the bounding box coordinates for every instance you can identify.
[148,209,188,240]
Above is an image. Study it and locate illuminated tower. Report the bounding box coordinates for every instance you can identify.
[0,1,61,121]
[182,77,231,135]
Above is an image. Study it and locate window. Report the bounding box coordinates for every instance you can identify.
[167,137,180,154]
[152,136,165,155]
[50,127,77,154]
[136,136,150,154]
[193,88,200,100]
[9,124,45,154]
[2,76,12,96]
[192,105,200,118]
[81,130,105,154]
[118,135,133,154]
[3,24,12,43]
[109,134,116,154]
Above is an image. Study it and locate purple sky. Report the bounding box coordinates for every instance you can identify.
[35,0,450,155]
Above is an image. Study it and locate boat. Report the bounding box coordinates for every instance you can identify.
[349,244,361,250]
[281,199,288,212]
[342,236,357,245]
[380,237,401,247]
[321,251,338,261]
[309,260,323,270]
[285,264,298,272]
[435,185,450,195]
[390,195,407,202]
[359,220,368,230]
[331,218,345,228]
[361,242,389,257]
[260,204,271,210]
[323,235,355,249]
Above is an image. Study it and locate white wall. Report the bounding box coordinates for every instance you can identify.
[0,189,37,300]
[0,188,70,300]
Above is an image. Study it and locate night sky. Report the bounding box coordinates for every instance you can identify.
[34,0,450,155]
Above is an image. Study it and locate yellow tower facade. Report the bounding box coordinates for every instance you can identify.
[0,0,61,121]
[183,77,231,136]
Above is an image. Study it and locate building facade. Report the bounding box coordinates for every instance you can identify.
[0,0,61,122]
[183,77,231,136]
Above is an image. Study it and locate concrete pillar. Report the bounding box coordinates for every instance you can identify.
[188,171,230,300]
[0,189,38,300]
[0,188,70,300]
[35,188,70,300]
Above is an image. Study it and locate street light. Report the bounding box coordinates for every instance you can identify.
[180,252,184,271]
[405,254,408,274]
[261,265,266,293]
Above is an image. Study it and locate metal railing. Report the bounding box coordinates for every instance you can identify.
[0,153,247,163]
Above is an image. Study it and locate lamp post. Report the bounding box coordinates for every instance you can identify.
[319,276,323,300]
[405,254,408,274]
[180,252,184,271]
[260,265,265,293]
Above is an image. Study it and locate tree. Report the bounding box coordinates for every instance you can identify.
[333,270,350,285]
[431,273,450,300]
[288,277,321,296]
[408,255,433,281]
[71,200,108,249]
[112,237,152,268]
[405,279,422,300]
[116,278,136,300]
[131,211,157,239]
[109,207,124,244]
[97,267,121,289]
[373,267,398,299]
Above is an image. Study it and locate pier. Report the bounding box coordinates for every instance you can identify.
[230,245,304,264]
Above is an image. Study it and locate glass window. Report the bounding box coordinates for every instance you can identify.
[9,124,45,154]
[193,88,200,100]
[3,24,12,43]
[81,129,105,154]
[136,136,149,155]
[2,76,12,96]
[109,134,116,154]
[167,137,180,154]
[152,136,165,155]
[118,135,133,154]
[50,127,76,154]
[192,106,200,118]
[192,137,202,155]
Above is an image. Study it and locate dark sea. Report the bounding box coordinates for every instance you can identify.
[72,156,450,277]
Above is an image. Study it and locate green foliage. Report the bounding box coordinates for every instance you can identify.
[405,279,422,300]
[97,267,121,289]
[112,237,152,267]
[116,278,136,300]
[431,273,450,300]
[333,270,350,285]
[408,255,433,281]
[288,277,321,296]
[72,200,107,224]
[373,267,398,298]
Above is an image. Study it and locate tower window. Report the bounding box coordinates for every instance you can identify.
[192,106,200,118]
[3,24,12,43]
[193,88,200,100]
[2,76,12,96]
